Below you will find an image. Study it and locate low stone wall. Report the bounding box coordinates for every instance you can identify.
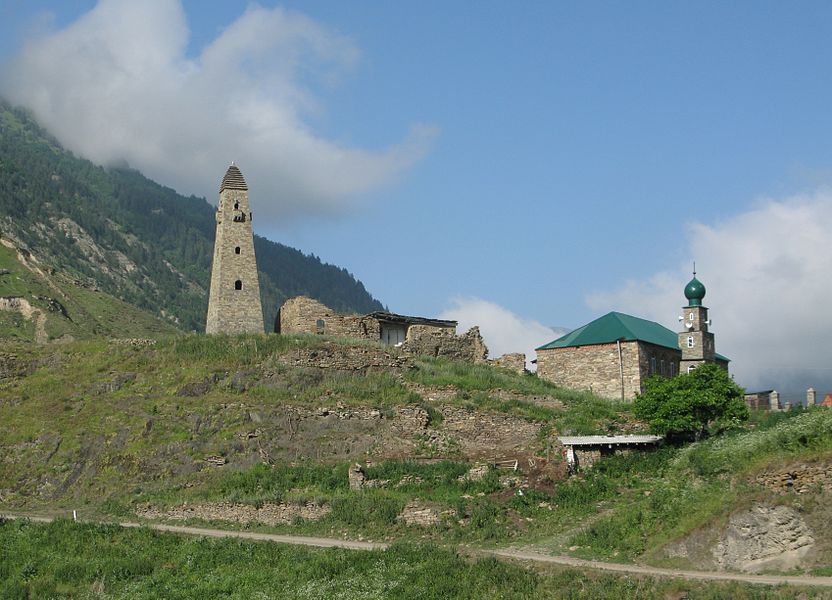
[136,501,331,525]
[755,461,832,495]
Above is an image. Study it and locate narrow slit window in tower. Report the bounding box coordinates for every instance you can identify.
[235,280,242,290]
[235,247,241,254]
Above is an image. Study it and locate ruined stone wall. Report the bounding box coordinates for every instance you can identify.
[536,341,642,400]
[490,353,526,374]
[401,325,488,363]
[278,296,379,339]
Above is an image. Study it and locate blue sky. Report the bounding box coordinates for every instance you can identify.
[2,1,832,395]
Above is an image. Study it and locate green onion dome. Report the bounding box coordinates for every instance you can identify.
[684,276,706,306]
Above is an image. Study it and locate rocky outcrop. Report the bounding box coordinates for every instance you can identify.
[712,504,815,573]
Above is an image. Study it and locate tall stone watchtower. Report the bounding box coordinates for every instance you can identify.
[205,164,264,334]
[678,269,716,373]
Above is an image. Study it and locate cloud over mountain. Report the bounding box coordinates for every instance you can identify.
[1,0,435,223]
[587,190,832,398]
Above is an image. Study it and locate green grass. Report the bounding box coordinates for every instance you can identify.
[1,519,821,599]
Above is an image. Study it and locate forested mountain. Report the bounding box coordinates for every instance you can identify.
[0,100,384,331]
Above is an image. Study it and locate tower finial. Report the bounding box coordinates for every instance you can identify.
[693,261,696,277]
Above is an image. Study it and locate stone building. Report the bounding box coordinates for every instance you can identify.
[744,390,774,411]
[535,274,728,400]
[276,296,488,363]
[205,164,264,334]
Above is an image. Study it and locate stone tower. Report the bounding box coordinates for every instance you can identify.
[205,164,264,334]
[678,269,716,373]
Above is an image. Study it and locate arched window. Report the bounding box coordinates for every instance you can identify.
[234,280,242,290]
[235,246,241,254]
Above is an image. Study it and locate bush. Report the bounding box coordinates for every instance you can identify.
[634,364,747,440]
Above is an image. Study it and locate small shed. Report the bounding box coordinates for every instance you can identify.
[366,311,457,346]
[558,434,663,472]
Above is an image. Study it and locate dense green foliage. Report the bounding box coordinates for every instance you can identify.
[634,364,748,439]
[0,99,383,332]
[0,519,821,599]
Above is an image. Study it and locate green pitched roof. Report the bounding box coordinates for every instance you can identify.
[536,311,730,361]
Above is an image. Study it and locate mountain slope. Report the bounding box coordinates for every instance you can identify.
[0,239,179,341]
[0,100,384,332]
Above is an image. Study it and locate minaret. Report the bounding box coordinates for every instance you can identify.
[678,268,715,373]
[205,164,264,334]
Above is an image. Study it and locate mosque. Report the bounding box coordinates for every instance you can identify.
[535,273,728,401]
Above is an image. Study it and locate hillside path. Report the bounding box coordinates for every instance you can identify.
[4,512,832,589]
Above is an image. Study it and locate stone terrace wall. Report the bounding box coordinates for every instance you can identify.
[278,296,380,339]
[536,340,643,400]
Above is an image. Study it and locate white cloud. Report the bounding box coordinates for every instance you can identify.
[0,0,436,222]
[439,297,562,370]
[587,190,832,398]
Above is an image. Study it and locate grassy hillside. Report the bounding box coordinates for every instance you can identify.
[1,336,830,579]
[0,99,384,332]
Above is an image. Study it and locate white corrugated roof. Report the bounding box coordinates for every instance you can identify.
[558,435,662,446]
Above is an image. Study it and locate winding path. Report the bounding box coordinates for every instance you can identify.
[3,512,832,589]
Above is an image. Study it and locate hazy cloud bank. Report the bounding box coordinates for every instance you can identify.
[1,0,435,221]
[440,297,564,370]
[588,191,832,397]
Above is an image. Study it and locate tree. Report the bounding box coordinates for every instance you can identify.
[634,364,748,440]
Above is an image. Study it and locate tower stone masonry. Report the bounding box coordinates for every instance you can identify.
[205,164,264,334]
[678,271,716,373]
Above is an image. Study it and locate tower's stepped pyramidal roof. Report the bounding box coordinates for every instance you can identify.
[220,164,248,192]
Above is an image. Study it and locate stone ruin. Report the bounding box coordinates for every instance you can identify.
[275,296,522,367]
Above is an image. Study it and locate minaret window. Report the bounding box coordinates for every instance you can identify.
[687,336,694,348]
[689,312,694,321]
[234,280,242,290]
[235,247,241,254]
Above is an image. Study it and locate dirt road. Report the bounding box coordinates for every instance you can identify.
[4,512,832,588]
